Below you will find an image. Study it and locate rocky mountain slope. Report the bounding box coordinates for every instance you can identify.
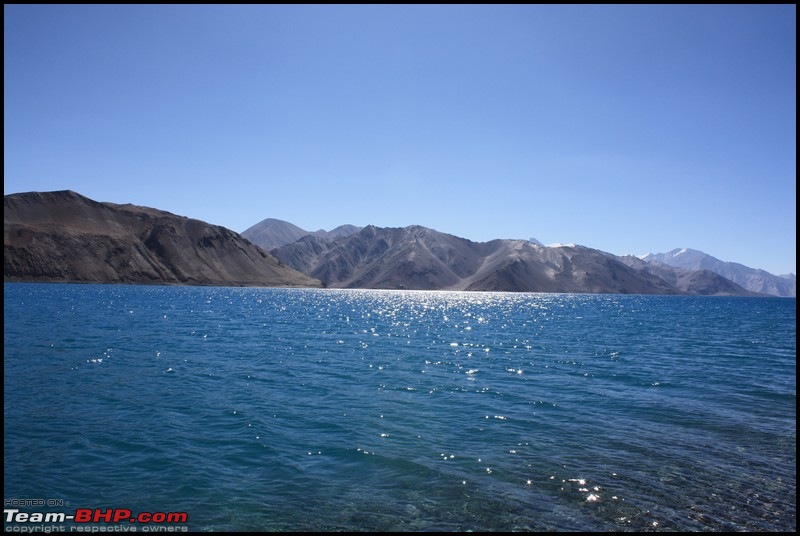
[641,248,795,297]
[271,224,760,295]
[242,217,362,250]
[618,255,760,296]
[5,191,776,296]
[4,191,322,287]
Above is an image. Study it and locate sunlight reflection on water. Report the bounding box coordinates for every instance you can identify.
[3,285,796,531]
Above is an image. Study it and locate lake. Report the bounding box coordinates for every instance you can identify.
[3,284,796,531]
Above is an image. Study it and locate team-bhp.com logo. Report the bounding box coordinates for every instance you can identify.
[4,506,188,532]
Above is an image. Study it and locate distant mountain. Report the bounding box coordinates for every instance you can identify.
[271,224,758,295]
[240,218,310,251]
[10,192,770,296]
[618,255,761,297]
[276,225,491,291]
[4,191,322,287]
[640,248,795,297]
[242,218,362,250]
[322,224,363,241]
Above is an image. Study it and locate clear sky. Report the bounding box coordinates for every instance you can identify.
[4,5,796,275]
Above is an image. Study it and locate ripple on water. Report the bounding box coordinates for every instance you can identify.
[3,285,796,531]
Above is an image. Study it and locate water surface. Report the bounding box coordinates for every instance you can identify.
[4,284,796,531]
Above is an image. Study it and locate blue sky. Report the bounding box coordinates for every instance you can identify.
[4,5,796,275]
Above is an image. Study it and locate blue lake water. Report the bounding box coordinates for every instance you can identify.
[3,284,796,531]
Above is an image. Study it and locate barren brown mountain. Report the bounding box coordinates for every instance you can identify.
[4,191,763,295]
[4,190,321,287]
[271,224,762,295]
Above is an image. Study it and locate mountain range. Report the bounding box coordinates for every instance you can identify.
[242,218,362,251]
[3,191,321,287]
[5,191,791,296]
[245,219,793,297]
[260,222,766,295]
[639,248,795,297]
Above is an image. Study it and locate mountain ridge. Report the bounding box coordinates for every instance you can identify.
[640,248,795,297]
[4,191,322,287]
[4,191,782,296]
[242,217,362,251]
[270,223,762,296]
